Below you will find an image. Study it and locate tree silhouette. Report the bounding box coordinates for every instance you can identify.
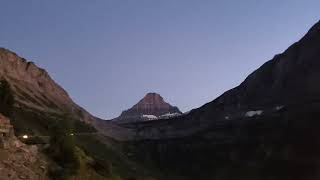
[0,80,14,118]
[48,113,80,179]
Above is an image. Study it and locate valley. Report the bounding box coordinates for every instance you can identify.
[0,10,320,180]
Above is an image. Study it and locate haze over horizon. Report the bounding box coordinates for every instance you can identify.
[1,1,320,119]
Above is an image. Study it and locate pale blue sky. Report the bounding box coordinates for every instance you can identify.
[0,1,319,119]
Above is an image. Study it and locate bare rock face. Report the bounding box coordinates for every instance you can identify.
[0,143,49,180]
[0,49,69,109]
[113,93,181,124]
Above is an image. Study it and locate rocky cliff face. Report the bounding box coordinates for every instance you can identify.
[113,93,181,124]
[0,48,89,121]
[0,49,69,106]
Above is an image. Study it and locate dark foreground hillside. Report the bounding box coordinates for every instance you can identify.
[127,103,320,180]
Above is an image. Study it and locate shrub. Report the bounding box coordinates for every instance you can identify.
[74,120,97,133]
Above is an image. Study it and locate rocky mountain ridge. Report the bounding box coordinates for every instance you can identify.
[131,20,320,140]
[0,48,134,140]
[0,48,87,120]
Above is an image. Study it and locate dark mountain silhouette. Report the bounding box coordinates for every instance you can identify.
[125,20,320,180]
[132,20,320,140]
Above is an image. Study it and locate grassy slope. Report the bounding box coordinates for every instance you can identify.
[11,107,164,180]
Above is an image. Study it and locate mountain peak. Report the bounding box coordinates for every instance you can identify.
[113,92,182,124]
[145,92,162,97]
[138,92,165,106]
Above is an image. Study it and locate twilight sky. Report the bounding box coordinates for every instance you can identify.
[0,1,319,119]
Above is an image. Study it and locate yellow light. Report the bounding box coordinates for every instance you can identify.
[22,135,28,139]
[70,133,74,136]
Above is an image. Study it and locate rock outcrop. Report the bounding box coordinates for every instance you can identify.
[0,114,14,149]
[113,93,181,124]
[0,113,48,180]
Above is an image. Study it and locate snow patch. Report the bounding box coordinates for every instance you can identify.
[245,110,263,117]
[275,105,284,111]
[184,111,191,115]
[142,115,158,120]
[160,113,181,119]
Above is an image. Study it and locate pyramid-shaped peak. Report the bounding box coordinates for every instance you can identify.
[114,92,182,123]
[139,93,165,104]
